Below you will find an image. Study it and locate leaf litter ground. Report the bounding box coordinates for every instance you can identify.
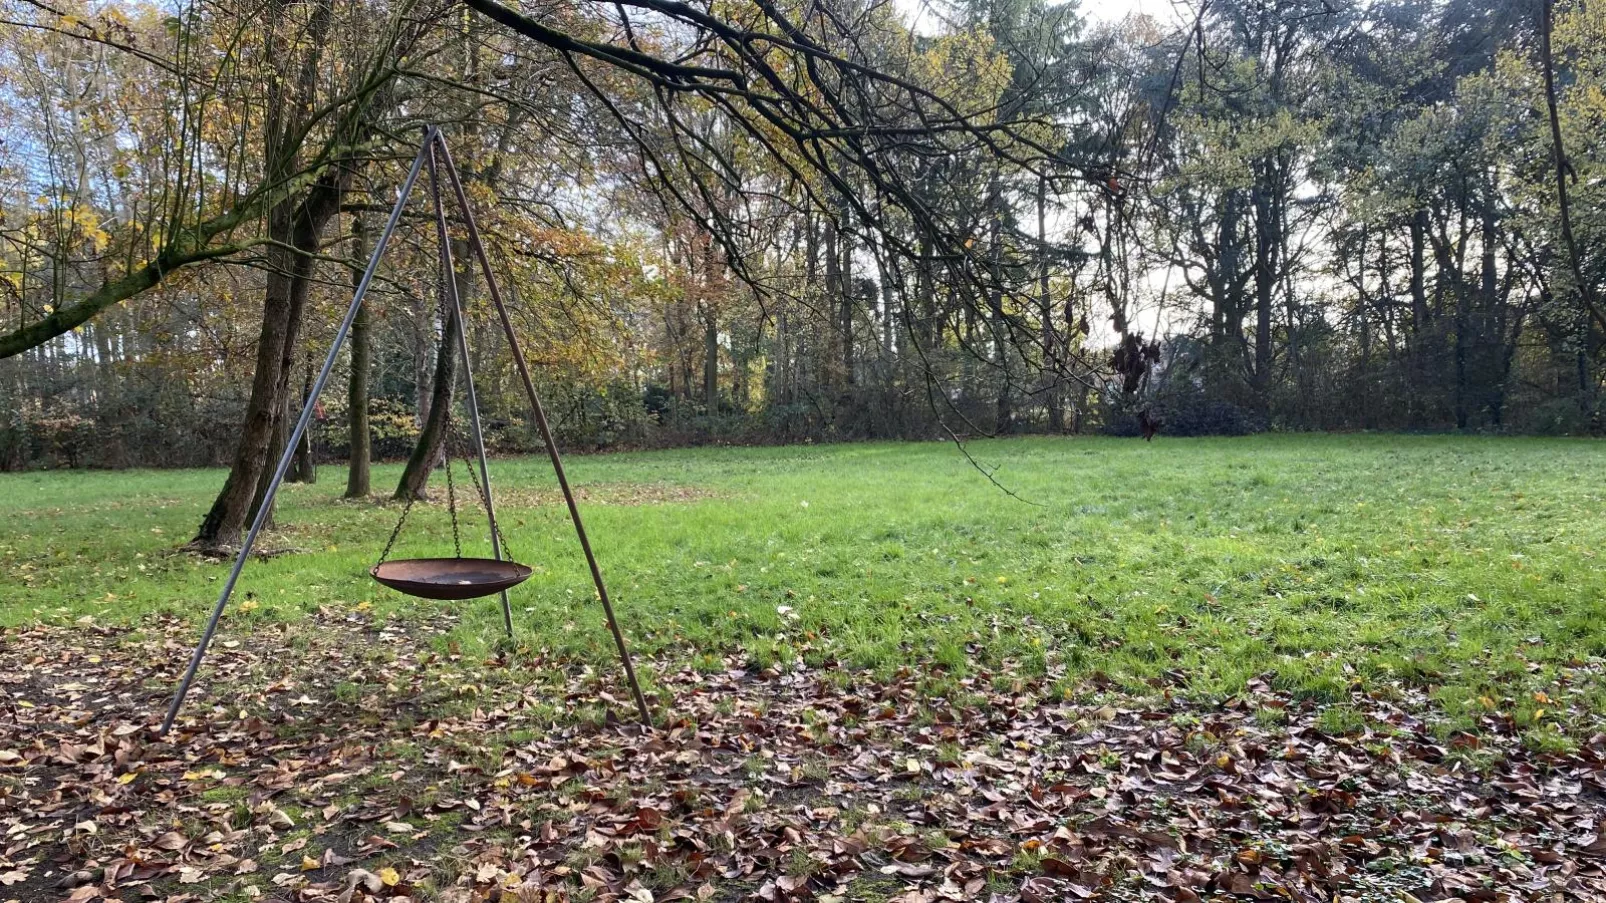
[5,609,1606,903]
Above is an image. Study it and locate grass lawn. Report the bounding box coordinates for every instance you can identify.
[5,434,1606,903]
[5,433,1605,741]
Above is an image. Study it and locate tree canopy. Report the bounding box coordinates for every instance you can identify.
[2,0,1603,488]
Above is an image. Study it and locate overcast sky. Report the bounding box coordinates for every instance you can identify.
[900,0,1182,31]
[1078,0,1174,24]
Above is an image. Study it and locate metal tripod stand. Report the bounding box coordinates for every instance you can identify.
[160,126,652,734]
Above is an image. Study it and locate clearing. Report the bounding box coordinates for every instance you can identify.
[3,435,1606,902]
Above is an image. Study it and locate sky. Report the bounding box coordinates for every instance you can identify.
[1078,0,1172,24]
[901,0,1181,34]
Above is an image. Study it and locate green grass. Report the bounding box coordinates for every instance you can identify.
[4,434,1605,737]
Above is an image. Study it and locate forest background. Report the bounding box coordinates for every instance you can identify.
[4,0,1604,500]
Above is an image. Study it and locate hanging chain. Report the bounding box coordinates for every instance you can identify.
[375,421,471,566]
[441,264,512,564]
[444,400,513,562]
[444,436,463,559]
[376,491,418,566]
[459,437,513,561]
[375,153,504,570]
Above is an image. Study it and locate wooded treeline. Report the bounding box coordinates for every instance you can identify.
[2,0,1603,492]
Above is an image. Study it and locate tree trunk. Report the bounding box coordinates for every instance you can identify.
[961,288,977,402]
[396,303,459,501]
[1408,208,1430,427]
[200,231,296,543]
[1453,289,1470,431]
[990,215,1011,433]
[395,241,470,501]
[702,304,718,413]
[287,354,317,483]
[195,172,346,547]
[413,286,432,426]
[1578,345,1594,417]
[345,213,372,498]
[1476,184,1499,427]
[1250,172,1274,417]
[1355,224,1372,429]
[823,214,840,387]
[194,0,348,546]
[1213,191,1243,345]
[775,304,791,405]
[916,233,934,353]
[838,210,854,388]
[879,253,895,359]
[1039,174,1061,433]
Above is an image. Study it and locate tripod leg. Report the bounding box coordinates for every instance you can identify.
[432,131,653,724]
[425,144,514,637]
[161,131,435,734]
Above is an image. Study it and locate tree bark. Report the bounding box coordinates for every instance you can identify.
[193,235,285,537]
[1453,264,1470,430]
[395,240,469,501]
[989,182,1011,434]
[915,233,934,352]
[823,214,841,387]
[394,306,458,500]
[836,209,855,388]
[1476,181,1499,426]
[702,303,719,413]
[287,354,318,482]
[1356,225,1372,429]
[877,242,895,359]
[1039,173,1061,433]
[1250,171,1275,417]
[1407,207,1431,427]
[412,286,433,424]
[345,213,372,497]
